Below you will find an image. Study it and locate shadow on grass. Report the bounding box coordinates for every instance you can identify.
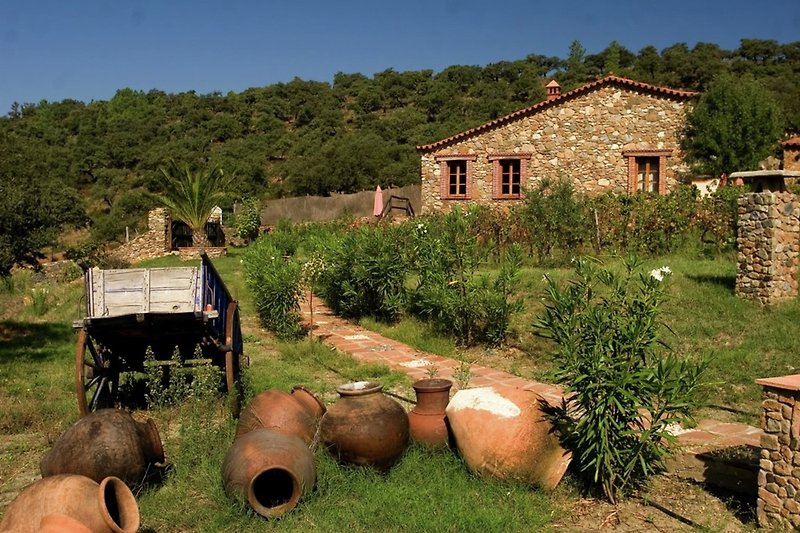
[0,320,74,362]
[686,273,736,293]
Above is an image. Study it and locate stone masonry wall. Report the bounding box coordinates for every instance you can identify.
[735,192,800,305]
[420,85,690,214]
[110,208,171,264]
[756,378,800,529]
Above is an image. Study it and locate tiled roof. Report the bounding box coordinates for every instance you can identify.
[783,136,800,148]
[415,75,699,153]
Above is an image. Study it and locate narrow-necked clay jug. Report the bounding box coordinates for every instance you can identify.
[222,428,316,518]
[408,378,452,448]
[445,386,571,490]
[40,408,164,488]
[321,381,409,471]
[235,386,326,445]
[0,474,140,533]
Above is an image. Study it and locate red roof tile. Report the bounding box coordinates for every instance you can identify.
[415,75,699,153]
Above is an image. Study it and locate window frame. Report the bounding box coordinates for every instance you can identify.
[436,154,477,200]
[489,153,531,200]
[623,149,671,195]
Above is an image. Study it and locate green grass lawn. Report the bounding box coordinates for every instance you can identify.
[0,251,556,531]
[0,246,790,529]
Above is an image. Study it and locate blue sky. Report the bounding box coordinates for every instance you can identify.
[1,0,798,113]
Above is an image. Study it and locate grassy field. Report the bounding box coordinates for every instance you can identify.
[1,246,786,530]
[0,251,555,532]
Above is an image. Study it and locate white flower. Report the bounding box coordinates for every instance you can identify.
[649,266,672,282]
[417,223,425,229]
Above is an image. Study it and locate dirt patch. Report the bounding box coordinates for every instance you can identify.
[550,474,755,532]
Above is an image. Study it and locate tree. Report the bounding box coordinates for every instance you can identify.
[156,161,229,248]
[0,131,83,276]
[681,73,784,177]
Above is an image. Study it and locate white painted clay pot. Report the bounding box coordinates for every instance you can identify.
[445,386,571,490]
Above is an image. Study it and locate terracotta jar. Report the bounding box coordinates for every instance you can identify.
[0,474,140,533]
[445,386,572,490]
[222,429,316,518]
[235,386,326,446]
[408,378,453,448]
[38,513,93,533]
[40,409,164,488]
[321,381,409,471]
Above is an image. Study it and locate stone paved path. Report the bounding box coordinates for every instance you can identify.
[301,295,763,453]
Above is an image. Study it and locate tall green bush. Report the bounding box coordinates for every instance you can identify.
[317,224,409,322]
[411,207,524,346]
[535,257,705,503]
[517,178,586,264]
[244,237,304,339]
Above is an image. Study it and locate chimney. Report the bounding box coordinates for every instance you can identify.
[546,80,561,101]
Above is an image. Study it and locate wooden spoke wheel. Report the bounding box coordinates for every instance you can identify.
[225,301,244,417]
[75,328,119,416]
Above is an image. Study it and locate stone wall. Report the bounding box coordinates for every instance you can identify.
[755,375,800,529]
[735,192,800,305]
[110,208,171,264]
[419,85,691,214]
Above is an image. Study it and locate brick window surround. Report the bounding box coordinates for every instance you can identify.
[436,154,477,200]
[489,152,531,199]
[623,149,671,194]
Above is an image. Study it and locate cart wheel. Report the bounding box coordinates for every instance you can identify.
[75,328,118,416]
[225,301,243,417]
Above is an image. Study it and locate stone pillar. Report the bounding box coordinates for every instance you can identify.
[147,208,171,253]
[755,375,800,529]
[735,192,800,305]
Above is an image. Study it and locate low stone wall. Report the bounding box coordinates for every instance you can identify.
[110,208,171,264]
[178,247,227,261]
[756,375,800,529]
[735,192,800,305]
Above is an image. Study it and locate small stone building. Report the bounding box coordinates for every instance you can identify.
[416,75,698,214]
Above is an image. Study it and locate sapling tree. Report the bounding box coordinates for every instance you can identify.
[535,257,706,503]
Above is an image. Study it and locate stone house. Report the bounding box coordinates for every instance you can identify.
[416,75,698,214]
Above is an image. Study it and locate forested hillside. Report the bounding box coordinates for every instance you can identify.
[2,38,799,244]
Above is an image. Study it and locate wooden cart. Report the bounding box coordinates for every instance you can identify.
[73,254,244,416]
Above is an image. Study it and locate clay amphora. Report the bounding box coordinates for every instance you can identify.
[235,386,326,445]
[321,381,409,471]
[221,429,316,518]
[408,378,453,448]
[0,474,140,533]
[38,513,93,533]
[445,386,571,490]
[40,408,164,488]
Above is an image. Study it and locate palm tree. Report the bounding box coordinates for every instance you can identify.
[157,160,229,248]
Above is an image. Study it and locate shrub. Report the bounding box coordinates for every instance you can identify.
[244,237,304,339]
[233,197,261,242]
[534,257,706,503]
[410,207,524,346]
[517,178,587,264]
[317,224,408,322]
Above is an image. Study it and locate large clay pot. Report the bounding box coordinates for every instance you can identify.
[408,378,452,448]
[235,386,326,445]
[0,474,139,533]
[40,409,164,487]
[38,513,93,533]
[321,381,409,470]
[221,429,316,518]
[445,386,571,490]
